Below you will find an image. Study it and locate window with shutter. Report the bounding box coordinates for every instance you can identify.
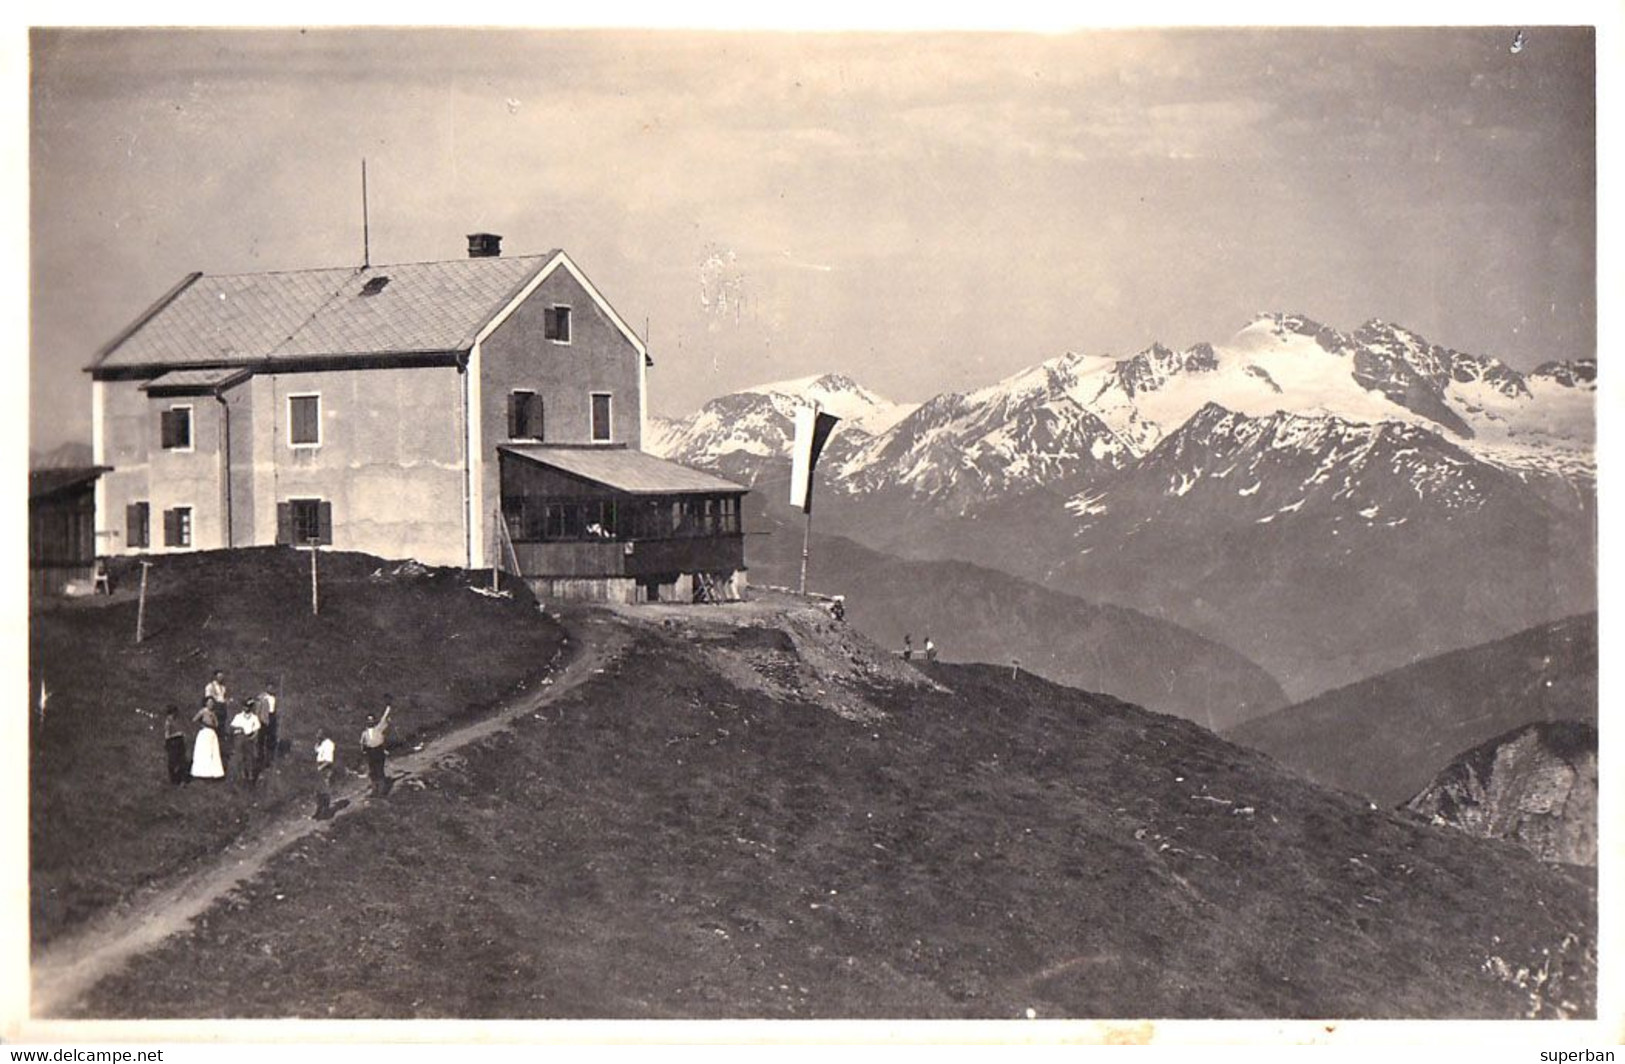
[288,395,321,447]
[509,391,541,440]
[161,406,193,450]
[163,507,192,548]
[290,499,323,545]
[276,502,293,545]
[545,305,572,343]
[127,502,150,549]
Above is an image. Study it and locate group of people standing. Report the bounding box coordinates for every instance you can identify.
[162,670,279,786]
[309,707,392,818]
[901,633,938,662]
[161,669,395,818]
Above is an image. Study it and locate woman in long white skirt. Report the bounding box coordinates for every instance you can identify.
[190,700,225,779]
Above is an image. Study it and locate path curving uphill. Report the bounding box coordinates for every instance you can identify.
[29,612,629,1018]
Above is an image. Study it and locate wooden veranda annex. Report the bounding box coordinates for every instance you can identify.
[497,444,748,603]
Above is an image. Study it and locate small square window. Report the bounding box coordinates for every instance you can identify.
[161,407,192,450]
[591,393,612,442]
[289,395,321,447]
[545,306,572,344]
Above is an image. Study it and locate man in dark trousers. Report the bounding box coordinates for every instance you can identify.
[229,699,262,786]
[162,706,189,784]
[361,703,392,798]
[255,679,279,767]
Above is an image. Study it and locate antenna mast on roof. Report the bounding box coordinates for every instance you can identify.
[361,159,371,268]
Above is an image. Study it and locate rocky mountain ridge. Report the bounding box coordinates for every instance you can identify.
[1406,720,1597,867]
[649,314,1594,698]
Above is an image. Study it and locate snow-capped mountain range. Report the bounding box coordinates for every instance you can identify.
[651,313,1594,503]
[647,373,917,477]
[650,313,1596,700]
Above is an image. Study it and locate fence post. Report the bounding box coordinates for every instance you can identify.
[491,506,502,593]
[134,561,152,644]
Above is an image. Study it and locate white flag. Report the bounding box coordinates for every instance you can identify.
[789,407,841,513]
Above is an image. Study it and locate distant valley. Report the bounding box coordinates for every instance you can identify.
[741,487,1287,731]
[1225,613,1598,807]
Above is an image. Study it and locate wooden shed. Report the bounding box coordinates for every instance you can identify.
[29,467,111,597]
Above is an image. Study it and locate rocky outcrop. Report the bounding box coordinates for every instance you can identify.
[1406,721,1597,866]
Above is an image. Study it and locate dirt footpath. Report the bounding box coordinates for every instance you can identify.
[29,612,629,1018]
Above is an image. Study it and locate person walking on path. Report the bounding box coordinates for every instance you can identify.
[229,701,262,786]
[313,729,336,819]
[361,703,393,798]
[162,706,189,785]
[254,680,279,767]
[924,635,938,663]
[189,699,225,779]
[902,634,913,662]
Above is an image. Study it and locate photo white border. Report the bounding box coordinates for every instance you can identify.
[5,0,1620,1051]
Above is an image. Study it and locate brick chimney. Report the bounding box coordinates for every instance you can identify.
[467,232,503,258]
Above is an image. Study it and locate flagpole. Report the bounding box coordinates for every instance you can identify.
[799,508,812,595]
[790,405,839,598]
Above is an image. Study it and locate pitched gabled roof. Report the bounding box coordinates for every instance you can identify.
[95,252,565,370]
[500,445,748,496]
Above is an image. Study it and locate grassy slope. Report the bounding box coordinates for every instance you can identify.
[1225,614,1598,806]
[28,548,565,947]
[76,614,1593,1020]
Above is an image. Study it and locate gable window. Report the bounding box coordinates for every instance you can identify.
[126,501,150,549]
[545,305,572,344]
[288,394,321,447]
[163,507,192,548]
[590,393,613,442]
[508,391,543,441]
[160,406,193,451]
[277,498,333,546]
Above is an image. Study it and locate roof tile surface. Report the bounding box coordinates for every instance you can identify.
[100,254,556,368]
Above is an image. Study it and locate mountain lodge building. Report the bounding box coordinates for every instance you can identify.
[87,235,748,603]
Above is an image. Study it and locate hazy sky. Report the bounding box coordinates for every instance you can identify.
[28,24,1596,449]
